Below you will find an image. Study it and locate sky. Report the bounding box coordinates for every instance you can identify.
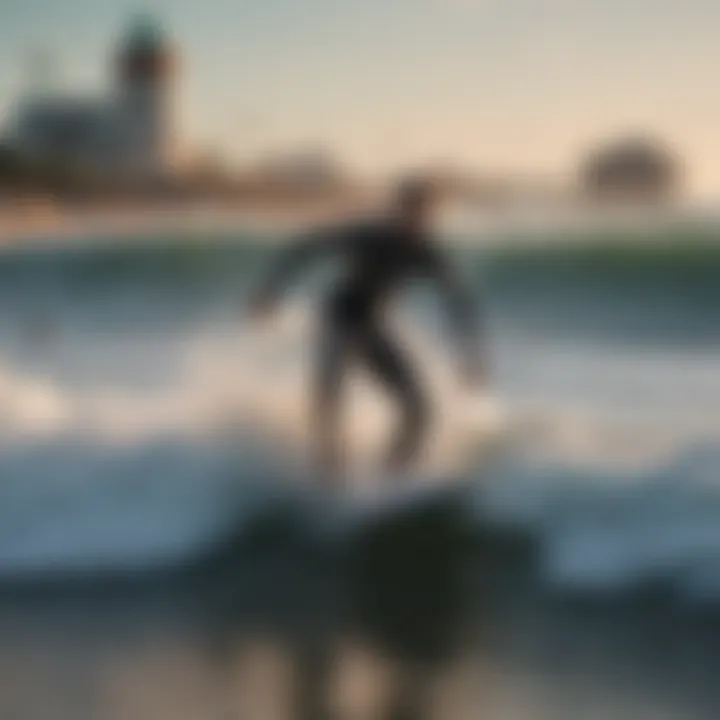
[0,0,719,196]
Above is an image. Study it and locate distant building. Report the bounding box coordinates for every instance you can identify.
[581,135,681,204]
[251,150,348,196]
[8,17,177,180]
[115,19,177,177]
[10,99,115,169]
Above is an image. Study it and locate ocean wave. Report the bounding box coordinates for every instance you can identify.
[0,228,716,351]
[481,442,720,603]
[0,228,716,603]
[0,227,718,292]
[0,308,507,579]
[0,364,718,609]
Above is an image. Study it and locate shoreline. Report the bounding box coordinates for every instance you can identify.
[0,197,719,251]
[0,197,377,248]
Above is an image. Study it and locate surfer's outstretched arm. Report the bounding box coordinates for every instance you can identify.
[426,249,486,382]
[250,226,345,313]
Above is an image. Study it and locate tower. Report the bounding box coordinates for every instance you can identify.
[115,16,176,177]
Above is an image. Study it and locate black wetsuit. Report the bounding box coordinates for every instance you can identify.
[256,217,482,473]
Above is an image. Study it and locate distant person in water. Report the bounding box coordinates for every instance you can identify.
[250,178,486,480]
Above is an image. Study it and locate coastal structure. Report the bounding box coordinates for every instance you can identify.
[581,135,680,204]
[7,17,177,180]
[250,149,348,196]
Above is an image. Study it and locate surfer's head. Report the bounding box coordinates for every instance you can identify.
[395,176,437,234]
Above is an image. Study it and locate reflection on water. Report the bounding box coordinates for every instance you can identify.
[0,494,478,720]
[1,494,720,720]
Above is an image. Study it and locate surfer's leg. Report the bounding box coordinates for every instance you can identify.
[315,321,351,480]
[361,328,428,473]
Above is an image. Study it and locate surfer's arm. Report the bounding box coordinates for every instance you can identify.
[250,225,346,312]
[426,249,486,381]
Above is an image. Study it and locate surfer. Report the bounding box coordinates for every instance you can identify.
[249,178,486,480]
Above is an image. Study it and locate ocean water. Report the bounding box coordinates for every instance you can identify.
[0,225,720,719]
[0,228,718,596]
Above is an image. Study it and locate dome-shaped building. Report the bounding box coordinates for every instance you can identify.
[581,135,681,204]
